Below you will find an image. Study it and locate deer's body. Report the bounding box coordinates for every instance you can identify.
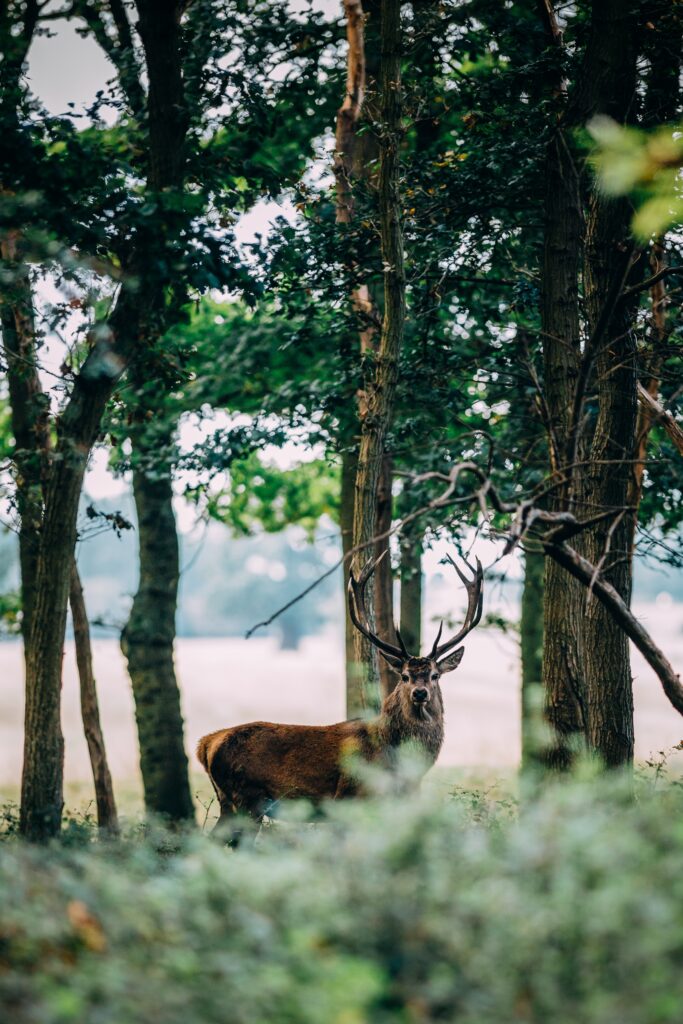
[197,553,482,840]
[198,677,445,823]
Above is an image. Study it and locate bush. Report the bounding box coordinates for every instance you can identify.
[1,776,683,1023]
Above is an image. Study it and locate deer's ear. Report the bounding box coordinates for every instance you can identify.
[379,651,403,672]
[437,647,464,674]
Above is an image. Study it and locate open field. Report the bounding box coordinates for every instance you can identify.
[1,599,681,813]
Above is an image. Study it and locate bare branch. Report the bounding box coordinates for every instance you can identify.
[544,538,683,716]
[246,453,683,724]
[622,265,683,300]
[587,508,626,599]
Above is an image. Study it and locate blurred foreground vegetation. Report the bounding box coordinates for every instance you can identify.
[2,766,683,1024]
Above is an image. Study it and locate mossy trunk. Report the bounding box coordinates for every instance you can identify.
[121,461,194,823]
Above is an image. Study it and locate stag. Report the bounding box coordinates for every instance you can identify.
[197,553,483,838]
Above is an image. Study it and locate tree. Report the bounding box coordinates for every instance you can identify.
[1,2,124,836]
[349,0,405,708]
[94,0,338,819]
[536,0,682,768]
[2,0,340,837]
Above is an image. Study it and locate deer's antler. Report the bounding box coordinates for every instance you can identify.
[348,552,407,665]
[430,555,484,661]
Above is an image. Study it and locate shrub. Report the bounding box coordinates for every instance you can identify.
[1,776,683,1023]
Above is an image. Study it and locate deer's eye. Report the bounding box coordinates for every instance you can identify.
[402,674,409,682]
[431,673,439,681]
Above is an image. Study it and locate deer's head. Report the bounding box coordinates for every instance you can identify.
[348,552,484,713]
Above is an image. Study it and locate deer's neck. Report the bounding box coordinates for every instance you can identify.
[376,686,444,766]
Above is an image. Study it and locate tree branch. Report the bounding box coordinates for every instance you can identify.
[622,265,683,300]
[246,452,683,722]
[544,538,683,715]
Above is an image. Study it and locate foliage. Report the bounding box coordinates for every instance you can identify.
[2,776,683,1023]
[0,525,20,635]
[589,116,683,238]
[0,589,21,636]
[194,455,340,539]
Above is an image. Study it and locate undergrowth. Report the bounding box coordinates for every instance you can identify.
[1,757,683,1023]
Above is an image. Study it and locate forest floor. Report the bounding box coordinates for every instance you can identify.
[1,598,681,817]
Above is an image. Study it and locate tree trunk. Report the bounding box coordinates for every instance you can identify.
[520,547,544,769]
[351,0,405,709]
[21,365,122,839]
[0,239,69,841]
[341,446,365,714]
[335,0,386,708]
[121,461,194,822]
[14,1,190,839]
[70,564,119,834]
[537,4,586,769]
[399,531,422,655]
[580,0,639,768]
[375,454,396,698]
[1,244,117,835]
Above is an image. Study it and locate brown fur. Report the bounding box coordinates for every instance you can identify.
[197,654,460,835]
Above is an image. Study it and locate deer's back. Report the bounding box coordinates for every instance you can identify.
[198,719,376,805]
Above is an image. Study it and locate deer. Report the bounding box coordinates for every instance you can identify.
[197,552,483,839]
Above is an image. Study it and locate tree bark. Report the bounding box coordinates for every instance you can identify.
[121,462,194,822]
[341,446,365,714]
[537,3,587,769]
[399,531,422,655]
[580,0,639,768]
[375,454,396,698]
[70,564,119,834]
[335,0,389,709]
[21,364,122,838]
[520,547,544,769]
[351,0,405,709]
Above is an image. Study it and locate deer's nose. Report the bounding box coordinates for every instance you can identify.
[412,688,429,703]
